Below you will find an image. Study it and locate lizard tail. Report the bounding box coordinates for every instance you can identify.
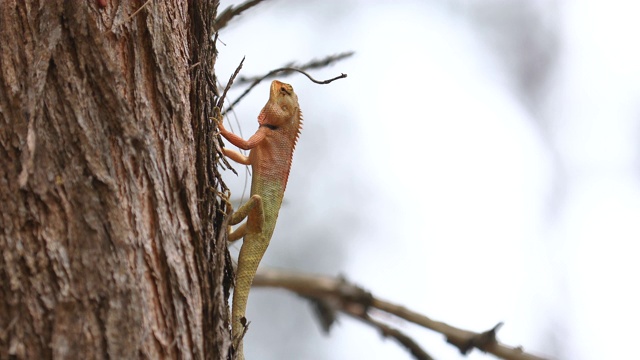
[232,236,269,358]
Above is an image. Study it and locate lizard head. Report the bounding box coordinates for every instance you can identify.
[258,80,300,128]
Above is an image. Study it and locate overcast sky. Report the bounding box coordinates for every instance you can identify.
[216,1,640,359]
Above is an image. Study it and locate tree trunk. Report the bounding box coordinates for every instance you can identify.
[0,1,230,359]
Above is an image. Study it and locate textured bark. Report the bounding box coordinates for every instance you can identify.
[0,1,230,359]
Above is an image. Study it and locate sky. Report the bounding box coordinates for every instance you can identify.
[216,1,640,359]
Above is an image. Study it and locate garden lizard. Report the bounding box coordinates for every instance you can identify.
[216,80,302,359]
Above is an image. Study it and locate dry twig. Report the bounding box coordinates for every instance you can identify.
[216,57,245,110]
[237,52,354,84]
[253,268,549,360]
[214,0,266,31]
[222,52,353,115]
[223,66,347,115]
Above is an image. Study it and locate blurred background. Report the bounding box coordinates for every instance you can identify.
[215,1,640,359]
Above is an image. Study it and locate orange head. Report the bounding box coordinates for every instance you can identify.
[258,80,300,129]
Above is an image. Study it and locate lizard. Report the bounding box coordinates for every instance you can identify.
[215,80,302,360]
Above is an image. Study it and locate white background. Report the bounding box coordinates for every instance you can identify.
[216,1,640,359]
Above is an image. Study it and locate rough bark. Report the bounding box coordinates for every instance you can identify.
[0,1,230,359]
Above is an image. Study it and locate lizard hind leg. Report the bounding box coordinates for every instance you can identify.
[227,223,247,242]
[227,194,264,242]
[229,194,264,231]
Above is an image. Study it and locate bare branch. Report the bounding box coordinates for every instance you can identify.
[214,0,266,31]
[223,68,346,115]
[221,52,352,115]
[253,268,549,360]
[237,52,355,84]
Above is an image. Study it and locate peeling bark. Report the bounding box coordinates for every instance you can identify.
[0,1,229,359]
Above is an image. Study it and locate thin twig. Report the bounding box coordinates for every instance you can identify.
[217,57,245,110]
[223,52,352,114]
[214,0,265,31]
[223,68,346,115]
[237,52,355,84]
[212,54,245,178]
[252,268,549,360]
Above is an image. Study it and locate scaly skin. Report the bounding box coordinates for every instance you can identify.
[217,80,302,359]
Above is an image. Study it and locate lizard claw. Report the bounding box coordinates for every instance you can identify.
[212,188,233,215]
[211,107,225,135]
[212,107,223,123]
[218,189,234,214]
